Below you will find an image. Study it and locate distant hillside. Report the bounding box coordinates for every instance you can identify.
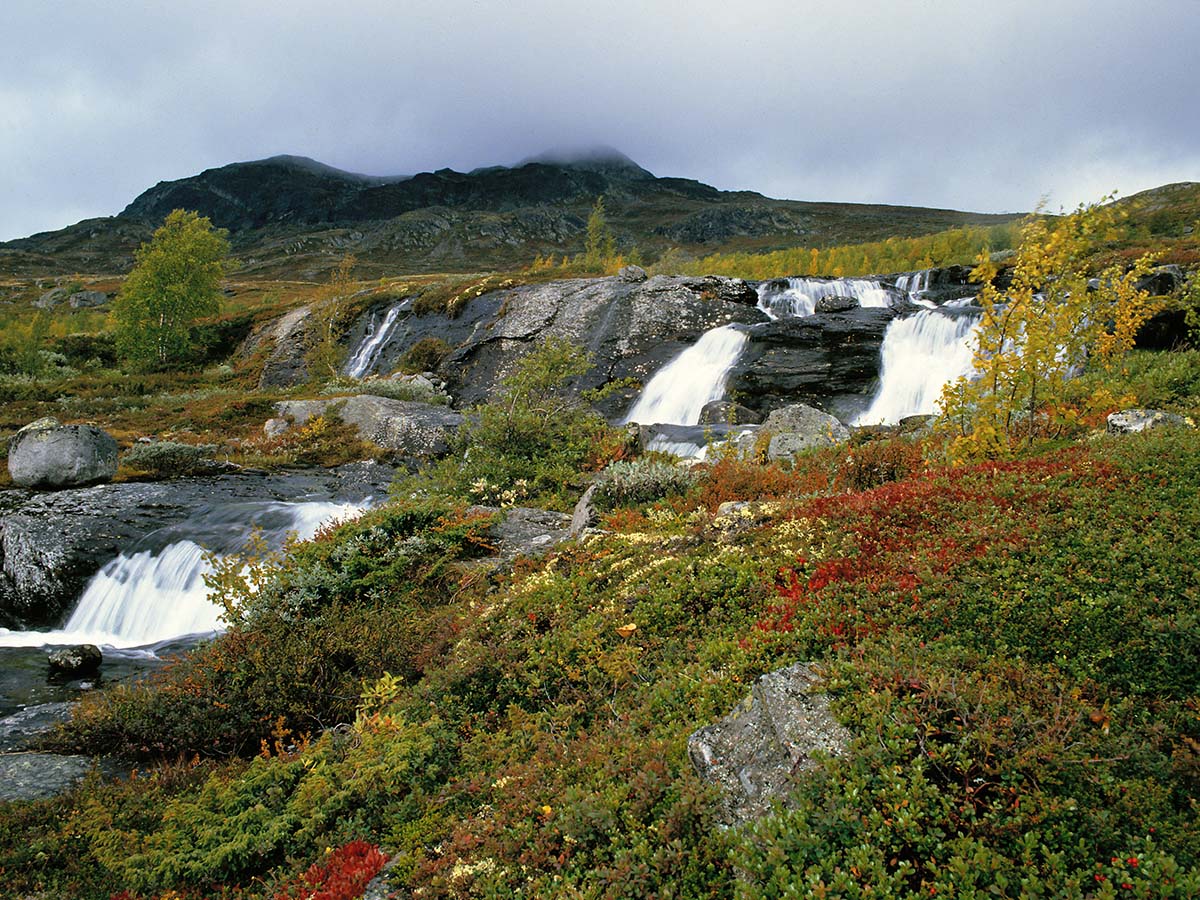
[3,148,1025,279]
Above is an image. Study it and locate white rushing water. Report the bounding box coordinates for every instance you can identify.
[0,499,366,651]
[344,301,408,378]
[756,277,897,319]
[623,325,750,426]
[854,309,981,426]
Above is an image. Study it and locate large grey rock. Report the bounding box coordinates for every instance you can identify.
[1107,408,1192,434]
[34,286,70,309]
[618,264,648,283]
[275,395,464,457]
[470,506,573,559]
[735,403,850,460]
[688,663,852,826]
[7,418,118,489]
[0,463,394,628]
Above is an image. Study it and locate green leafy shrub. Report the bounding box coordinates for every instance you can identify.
[411,337,614,509]
[121,441,219,478]
[592,458,698,511]
[398,336,452,374]
[49,332,118,369]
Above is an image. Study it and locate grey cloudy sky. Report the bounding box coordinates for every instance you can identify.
[3,0,1198,241]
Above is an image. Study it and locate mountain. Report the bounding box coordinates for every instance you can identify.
[1,149,1022,279]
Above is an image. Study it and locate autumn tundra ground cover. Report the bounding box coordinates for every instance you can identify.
[2,412,1197,898]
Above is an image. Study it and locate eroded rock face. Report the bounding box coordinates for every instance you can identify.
[688,663,852,827]
[440,275,767,417]
[729,308,894,419]
[274,395,464,458]
[7,418,118,489]
[252,305,316,389]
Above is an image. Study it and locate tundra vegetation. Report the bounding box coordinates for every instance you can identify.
[0,198,1198,899]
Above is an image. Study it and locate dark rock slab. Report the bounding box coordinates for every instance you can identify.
[0,702,74,752]
[729,308,894,419]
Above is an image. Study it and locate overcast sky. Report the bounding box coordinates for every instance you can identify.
[3,0,1198,241]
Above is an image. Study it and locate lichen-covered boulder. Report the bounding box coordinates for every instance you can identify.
[735,403,850,460]
[688,663,852,827]
[1106,408,1192,434]
[47,644,103,675]
[7,418,118,489]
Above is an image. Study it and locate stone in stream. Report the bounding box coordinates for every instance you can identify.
[47,644,103,676]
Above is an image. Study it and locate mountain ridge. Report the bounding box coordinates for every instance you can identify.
[1,149,1027,278]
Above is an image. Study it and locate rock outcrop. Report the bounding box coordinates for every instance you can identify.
[688,663,852,826]
[7,418,118,489]
[729,308,894,419]
[245,305,316,389]
[441,274,766,417]
[274,395,464,458]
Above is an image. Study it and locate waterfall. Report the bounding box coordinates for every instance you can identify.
[344,301,407,378]
[623,325,749,426]
[894,269,932,296]
[756,277,897,319]
[854,309,980,426]
[0,499,366,650]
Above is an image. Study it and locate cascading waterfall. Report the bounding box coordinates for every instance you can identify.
[894,269,932,296]
[756,277,897,319]
[344,301,408,378]
[623,325,749,426]
[0,499,366,650]
[854,309,981,426]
